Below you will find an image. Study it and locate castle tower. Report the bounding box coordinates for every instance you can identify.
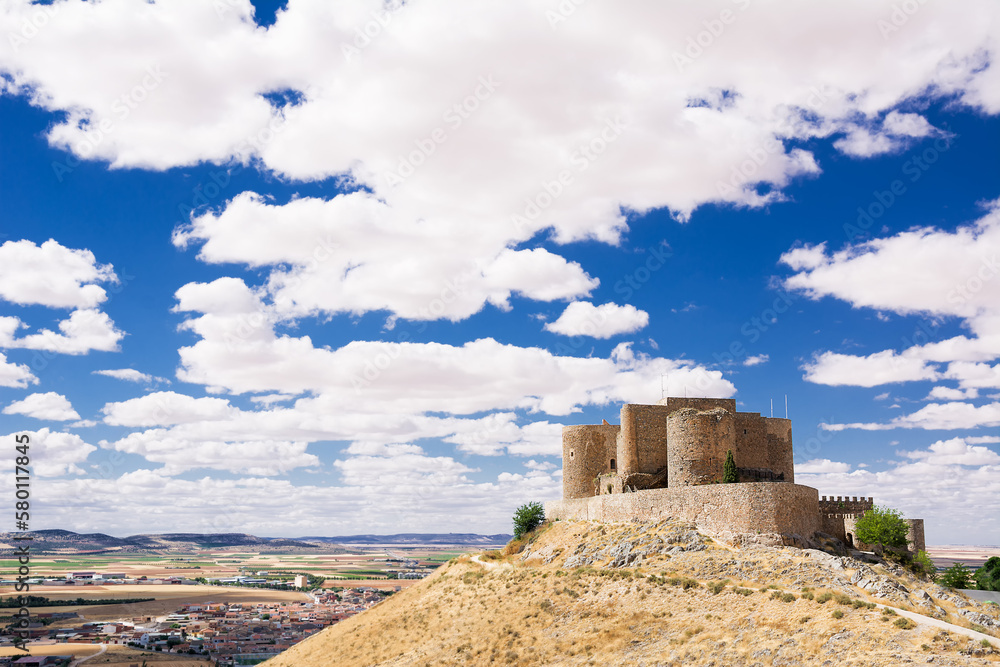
[765,417,794,483]
[562,424,619,499]
[666,406,734,486]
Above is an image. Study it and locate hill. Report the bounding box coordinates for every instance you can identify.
[0,530,324,553]
[263,519,1000,666]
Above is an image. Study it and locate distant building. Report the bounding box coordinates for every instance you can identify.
[294,575,308,588]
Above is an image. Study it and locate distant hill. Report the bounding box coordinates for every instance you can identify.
[301,533,511,546]
[0,530,511,553]
[0,530,325,553]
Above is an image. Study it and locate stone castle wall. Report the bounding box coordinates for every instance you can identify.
[618,403,670,478]
[906,519,926,554]
[818,496,873,515]
[546,482,821,541]
[734,412,769,471]
[765,418,794,483]
[667,407,733,487]
[562,424,618,500]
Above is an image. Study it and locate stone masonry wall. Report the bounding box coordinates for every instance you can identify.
[667,407,734,487]
[818,496,873,515]
[546,482,821,541]
[841,515,925,554]
[562,424,619,500]
[734,412,769,471]
[618,403,670,477]
[765,418,794,483]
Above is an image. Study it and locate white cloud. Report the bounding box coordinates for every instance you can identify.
[3,392,80,421]
[31,460,561,536]
[795,458,851,474]
[925,386,978,401]
[802,350,940,387]
[0,309,124,355]
[93,369,169,384]
[2,428,96,477]
[104,431,319,476]
[0,0,996,266]
[902,438,1000,466]
[824,401,1000,431]
[0,352,36,388]
[171,277,734,414]
[544,302,648,339]
[102,391,237,427]
[874,392,890,401]
[783,202,1000,321]
[743,354,769,367]
[0,239,117,309]
[175,193,598,323]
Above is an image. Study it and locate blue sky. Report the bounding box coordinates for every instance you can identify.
[0,0,998,543]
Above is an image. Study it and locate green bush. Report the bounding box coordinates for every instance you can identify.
[974,556,1000,591]
[832,609,844,619]
[940,562,973,589]
[910,550,938,581]
[854,505,910,553]
[816,592,833,604]
[512,501,545,540]
[894,617,916,630]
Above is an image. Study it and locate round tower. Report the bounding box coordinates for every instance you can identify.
[666,406,734,487]
[562,424,619,499]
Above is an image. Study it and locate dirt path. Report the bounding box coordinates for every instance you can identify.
[71,643,107,666]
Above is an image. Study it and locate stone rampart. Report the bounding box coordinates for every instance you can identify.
[734,412,769,470]
[667,407,733,487]
[618,403,670,478]
[562,424,618,500]
[818,496,873,515]
[546,482,820,541]
[764,418,794,483]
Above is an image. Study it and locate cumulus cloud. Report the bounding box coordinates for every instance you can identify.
[31,459,561,536]
[93,369,169,384]
[795,458,852,474]
[743,354,769,367]
[802,350,940,387]
[3,392,80,421]
[171,277,734,413]
[0,353,36,388]
[0,239,117,309]
[2,428,95,476]
[824,401,1000,431]
[0,1,997,261]
[544,302,649,339]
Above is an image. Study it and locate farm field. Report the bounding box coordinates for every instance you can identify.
[926,545,1000,570]
[0,643,212,664]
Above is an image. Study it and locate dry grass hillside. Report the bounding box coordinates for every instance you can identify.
[264,520,1000,666]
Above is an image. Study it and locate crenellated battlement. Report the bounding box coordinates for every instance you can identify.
[818,496,873,516]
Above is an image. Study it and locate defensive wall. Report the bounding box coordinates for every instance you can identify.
[546,482,820,542]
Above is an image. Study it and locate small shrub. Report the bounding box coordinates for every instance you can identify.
[832,609,844,619]
[816,592,833,604]
[981,639,994,649]
[798,615,811,624]
[801,591,814,600]
[882,607,897,616]
[708,580,727,595]
[770,590,783,600]
[893,617,916,630]
[781,593,796,603]
[851,599,867,609]
[481,550,504,562]
[835,594,854,605]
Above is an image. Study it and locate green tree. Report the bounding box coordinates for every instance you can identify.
[853,505,909,554]
[940,562,973,589]
[911,550,937,582]
[512,501,545,540]
[974,556,1000,591]
[723,449,737,483]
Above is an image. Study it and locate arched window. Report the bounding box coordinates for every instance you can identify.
[610,458,616,471]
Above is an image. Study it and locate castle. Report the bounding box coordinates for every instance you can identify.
[545,397,925,552]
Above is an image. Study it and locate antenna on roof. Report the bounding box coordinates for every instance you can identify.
[785,394,788,419]
[770,398,773,418]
